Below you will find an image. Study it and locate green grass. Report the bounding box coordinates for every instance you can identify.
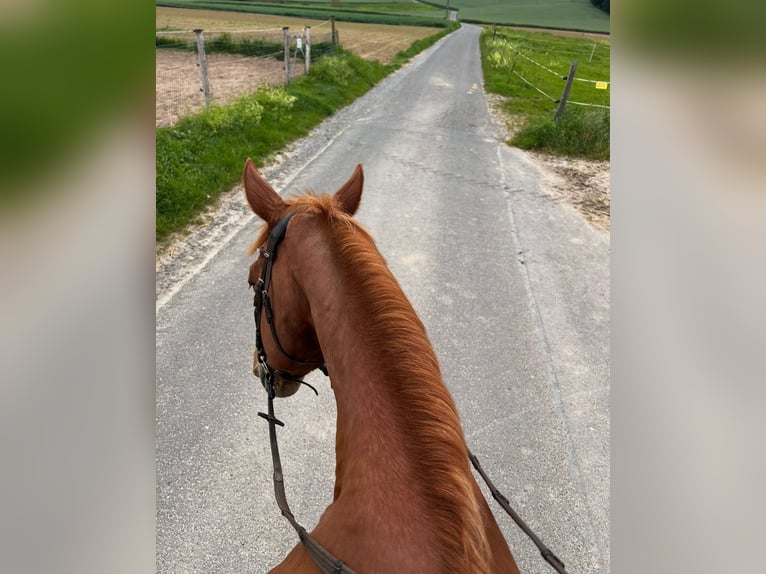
[512,108,610,158]
[430,0,610,33]
[156,1,450,27]
[481,27,610,159]
[156,26,456,243]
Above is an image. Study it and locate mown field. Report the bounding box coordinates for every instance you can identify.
[439,0,609,33]
[157,0,449,27]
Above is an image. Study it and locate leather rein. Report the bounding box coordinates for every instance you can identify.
[252,212,568,574]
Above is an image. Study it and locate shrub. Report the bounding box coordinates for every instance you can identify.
[254,86,297,121]
[198,96,264,133]
[309,54,353,85]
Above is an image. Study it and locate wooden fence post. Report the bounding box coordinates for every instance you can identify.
[331,17,338,46]
[554,61,578,121]
[283,27,291,84]
[193,29,212,106]
[304,26,311,74]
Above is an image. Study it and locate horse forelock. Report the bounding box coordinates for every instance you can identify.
[247,192,358,256]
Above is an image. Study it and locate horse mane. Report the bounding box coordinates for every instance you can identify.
[253,192,491,573]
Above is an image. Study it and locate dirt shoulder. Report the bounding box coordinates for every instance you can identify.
[486,93,610,232]
[530,151,610,231]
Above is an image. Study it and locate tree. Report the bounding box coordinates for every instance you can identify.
[590,0,610,14]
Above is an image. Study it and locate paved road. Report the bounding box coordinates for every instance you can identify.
[157,24,609,574]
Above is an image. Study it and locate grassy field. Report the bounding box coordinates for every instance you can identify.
[157,1,449,27]
[428,0,610,33]
[481,27,610,159]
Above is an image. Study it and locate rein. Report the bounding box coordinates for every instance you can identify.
[252,212,568,574]
[258,382,358,574]
[469,452,568,574]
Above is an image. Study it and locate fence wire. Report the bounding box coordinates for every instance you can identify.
[512,70,558,102]
[487,34,610,113]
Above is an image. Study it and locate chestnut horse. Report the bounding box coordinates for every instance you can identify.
[244,159,520,574]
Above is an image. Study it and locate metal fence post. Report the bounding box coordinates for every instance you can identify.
[283,27,291,84]
[554,61,578,121]
[193,29,212,106]
[304,26,311,74]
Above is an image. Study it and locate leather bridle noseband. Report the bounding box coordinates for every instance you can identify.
[251,212,568,574]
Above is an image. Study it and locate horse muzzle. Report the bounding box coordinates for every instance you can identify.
[254,362,303,398]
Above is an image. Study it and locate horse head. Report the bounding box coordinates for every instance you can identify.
[242,158,363,397]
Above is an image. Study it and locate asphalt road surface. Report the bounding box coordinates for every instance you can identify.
[157,24,609,574]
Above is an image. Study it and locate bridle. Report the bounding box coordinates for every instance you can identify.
[252,212,355,574]
[252,211,328,398]
[251,212,568,574]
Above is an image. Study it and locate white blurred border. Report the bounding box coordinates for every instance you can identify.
[613,38,766,574]
[0,114,156,574]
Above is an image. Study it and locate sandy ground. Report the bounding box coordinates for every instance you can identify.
[156,50,295,127]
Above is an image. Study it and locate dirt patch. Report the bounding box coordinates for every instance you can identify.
[155,50,296,128]
[485,93,610,231]
[531,152,610,231]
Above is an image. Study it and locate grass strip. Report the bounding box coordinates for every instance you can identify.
[156,26,455,244]
[512,108,610,159]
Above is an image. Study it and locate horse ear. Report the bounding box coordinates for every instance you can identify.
[335,164,364,216]
[243,158,286,224]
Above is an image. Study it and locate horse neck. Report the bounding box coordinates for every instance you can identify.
[289,220,451,481]
[287,216,491,572]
